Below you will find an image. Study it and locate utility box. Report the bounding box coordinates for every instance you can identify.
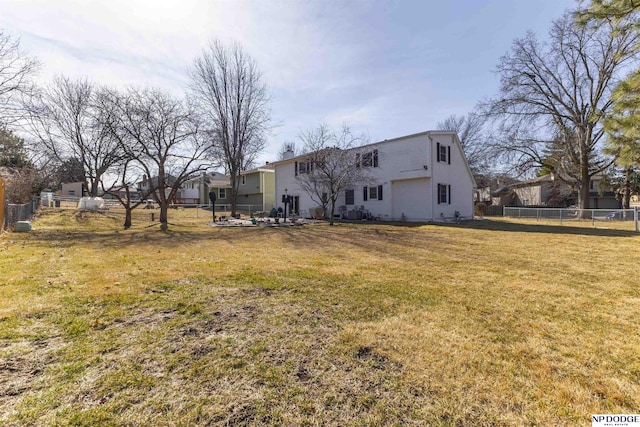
[14,221,32,232]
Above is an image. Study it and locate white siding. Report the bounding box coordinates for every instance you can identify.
[391,178,431,221]
[273,131,475,221]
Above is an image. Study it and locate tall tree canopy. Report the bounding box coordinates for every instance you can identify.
[26,76,123,196]
[189,40,271,217]
[436,113,489,182]
[0,29,39,124]
[102,87,211,231]
[483,12,640,209]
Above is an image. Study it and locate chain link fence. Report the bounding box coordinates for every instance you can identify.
[5,199,38,229]
[503,206,640,231]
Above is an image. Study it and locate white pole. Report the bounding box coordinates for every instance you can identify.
[634,206,638,232]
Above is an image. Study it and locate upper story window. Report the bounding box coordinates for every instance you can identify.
[295,160,314,176]
[436,142,451,164]
[356,149,379,168]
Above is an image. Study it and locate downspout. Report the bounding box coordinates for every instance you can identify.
[428,133,434,221]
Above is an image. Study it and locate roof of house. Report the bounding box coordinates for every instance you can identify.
[509,174,554,188]
[241,166,275,175]
[262,130,460,168]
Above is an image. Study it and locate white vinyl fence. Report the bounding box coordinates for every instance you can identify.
[503,207,640,231]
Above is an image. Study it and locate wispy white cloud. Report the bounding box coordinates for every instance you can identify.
[0,0,576,164]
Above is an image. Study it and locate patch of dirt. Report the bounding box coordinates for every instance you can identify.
[0,337,65,411]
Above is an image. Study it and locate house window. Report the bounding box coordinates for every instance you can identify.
[369,186,378,200]
[437,184,451,204]
[362,152,373,167]
[219,188,226,199]
[242,175,246,185]
[364,185,383,201]
[296,160,312,175]
[345,189,355,205]
[436,143,451,164]
[357,149,379,168]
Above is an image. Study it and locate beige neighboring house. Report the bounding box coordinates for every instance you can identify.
[510,174,572,206]
[59,182,84,198]
[492,173,621,208]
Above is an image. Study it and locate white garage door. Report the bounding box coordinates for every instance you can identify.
[391,178,430,221]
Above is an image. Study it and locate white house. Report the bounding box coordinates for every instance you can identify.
[270,130,476,221]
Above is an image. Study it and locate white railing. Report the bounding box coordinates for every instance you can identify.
[503,206,639,231]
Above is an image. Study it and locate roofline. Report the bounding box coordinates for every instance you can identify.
[262,130,459,167]
[241,167,275,175]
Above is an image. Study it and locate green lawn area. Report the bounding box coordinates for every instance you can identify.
[1,209,639,426]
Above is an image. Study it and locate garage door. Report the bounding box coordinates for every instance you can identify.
[391,178,430,221]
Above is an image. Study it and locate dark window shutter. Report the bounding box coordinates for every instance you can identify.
[378,184,383,200]
[363,187,368,201]
[436,143,440,162]
[373,149,379,167]
[294,162,298,176]
[437,184,441,204]
[448,185,451,204]
[448,146,451,165]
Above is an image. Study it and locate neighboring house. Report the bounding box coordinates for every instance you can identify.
[179,172,232,205]
[58,182,84,198]
[510,174,573,206]
[238,167,275,212]
[475,186,491,204]
[269,130,476,221]
[491,173,621,209]
[137,174,178,203]
[178,170,275,212]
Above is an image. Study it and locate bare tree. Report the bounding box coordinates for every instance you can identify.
[25,76,124,196]
[103,87,211,231]
[277,141,298,160]
[189,40,271,217]
[0,29,39,124]
[100,158,153,229]
[482,12,640,209]
[437,113,488,179]
[296,124,370,225]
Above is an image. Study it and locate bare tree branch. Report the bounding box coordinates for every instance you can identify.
[189,40,271,216]
[481,12,640,209]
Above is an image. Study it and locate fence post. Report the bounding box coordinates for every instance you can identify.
[635,206,638,233]
[560,208,562,225]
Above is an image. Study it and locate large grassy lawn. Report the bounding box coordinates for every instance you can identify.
[1,209,639,426]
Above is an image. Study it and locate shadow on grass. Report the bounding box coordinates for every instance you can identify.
[330,218,639,237]
[19,213,638,253]
[437,218,639,237]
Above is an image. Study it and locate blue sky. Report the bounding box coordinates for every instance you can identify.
[0,0,576,165]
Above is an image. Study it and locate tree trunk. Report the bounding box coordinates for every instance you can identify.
[230,173,238,217]
[160,204,168,231]
[579,149,591,212]
[329,199,336,225]
[90,178,100,197]
[124,207,132,229]
[623,167,632,209]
